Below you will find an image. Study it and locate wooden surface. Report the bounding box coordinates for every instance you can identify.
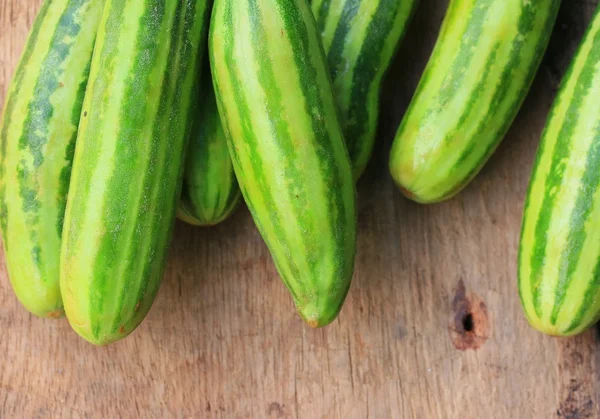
[1,1,599,418]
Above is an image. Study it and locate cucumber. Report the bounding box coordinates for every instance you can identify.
[180,0,418,218]
[60,0,210,345]
[178,65,241,226]
[389,0,560,203]
[0,0,104,318]
[312,0,418,180]
[210,0,357,327]
[519,6,600,336]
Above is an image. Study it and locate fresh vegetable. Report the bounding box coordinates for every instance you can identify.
[312,0,418,179]
[519,6,600,336]
[389,0,560,203]
[0,0,104,318]
[210,0,357,327]
[60,0,210,345]
[178,65,241,226]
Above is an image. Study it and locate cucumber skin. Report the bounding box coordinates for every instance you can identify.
[60,0,210,345]
[519,5,600,336]
[0,0,104,318]
[210,0,357,327]
[312,0,418,180]
[178,67,242,227]
[389,0,560,203]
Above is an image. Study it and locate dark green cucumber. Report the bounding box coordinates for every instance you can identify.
[178,65,241,226]
[60,0,210,345]
[0,0,104,318]
[312,0,418,179]
[210,0,357,327]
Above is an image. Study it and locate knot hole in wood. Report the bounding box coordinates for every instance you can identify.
[449,280,489,351]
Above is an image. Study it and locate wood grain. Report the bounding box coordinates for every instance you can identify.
[1,1,599,418]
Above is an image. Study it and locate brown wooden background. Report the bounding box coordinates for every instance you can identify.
[1,1,599,418]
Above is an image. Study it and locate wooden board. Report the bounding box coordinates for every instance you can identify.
[1,1,599,418]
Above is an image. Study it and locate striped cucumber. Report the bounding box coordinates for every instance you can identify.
[312,0,418,180]
[178,65,241,226]
[210,0,357,327]
[519,6,600,336]
[60,0,210,345]
[0,0,103,318]
[389,0,560,203]
[181,0,418,219]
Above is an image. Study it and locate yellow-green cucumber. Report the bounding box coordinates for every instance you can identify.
[60,0,210,345]
[0,0,104,318]
[519,6,600,336]
[312,0,418,179]
[389,0,560,203]
[210,0,357,327]
[178,64,241,226]
[179,0,419,222]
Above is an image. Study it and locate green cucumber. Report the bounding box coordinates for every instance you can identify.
[0,0,104,318]
[210,0,357,327]
[178,65,241,226]
[389,0,560,203]
[180,0,418,219]
[312,0,418,180]
[60,0,210,345]
[519,6,600,336]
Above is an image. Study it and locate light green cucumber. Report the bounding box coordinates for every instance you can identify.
[210,0,357,327]
[519,6,600,336]
[0,0,104,318]
[389,0,560,203]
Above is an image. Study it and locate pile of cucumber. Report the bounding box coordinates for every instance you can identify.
[1,0,598,345]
